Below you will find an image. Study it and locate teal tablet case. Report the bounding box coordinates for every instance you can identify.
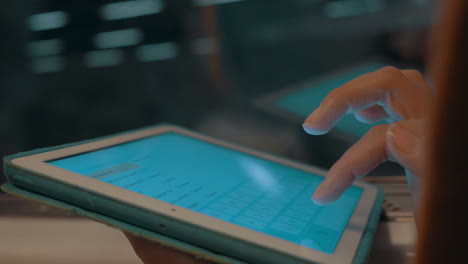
[2,125,384,264]
[0,182,246,264]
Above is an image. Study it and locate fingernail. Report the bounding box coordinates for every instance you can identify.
[312,195,328,205]
[312,198,327,206]
[387,123,418,155]
[311,182,331,205]
[302,124,327,135]
[302,110,318,127]
[302,112,328,135]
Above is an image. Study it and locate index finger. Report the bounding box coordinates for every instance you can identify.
[302,67,429,135]
[312,124,391,204]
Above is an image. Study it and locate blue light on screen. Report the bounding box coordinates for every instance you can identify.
[49,132,363,254]
[275,63,386,138]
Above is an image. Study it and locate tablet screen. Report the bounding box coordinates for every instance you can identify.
[48,132,363,254]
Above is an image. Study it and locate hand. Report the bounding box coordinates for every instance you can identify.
[124,232,215,264]
[302,66,432,205]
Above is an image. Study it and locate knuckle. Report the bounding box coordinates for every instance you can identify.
[323,89,341,106]
[378,66,403,80]
[403,69,425,81]
[404,69,423,77]
[380,66,401,74]
[369,66,404,88]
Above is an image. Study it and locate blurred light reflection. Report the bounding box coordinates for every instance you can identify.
[27,39,63,57]
[324,0,385,19]
[194,0,245,6]
[100,0,163,20]
[94,28,143,49]
[84,50,124,68]
[136,42,178,62]
[28,11,68,31]
[238,158,280,194]
[31,56,65,73]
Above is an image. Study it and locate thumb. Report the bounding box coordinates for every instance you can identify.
[386,120,426,189]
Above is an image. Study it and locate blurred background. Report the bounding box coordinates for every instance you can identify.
[0,0,435,263]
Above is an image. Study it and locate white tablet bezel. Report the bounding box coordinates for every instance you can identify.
[11,125,378,264]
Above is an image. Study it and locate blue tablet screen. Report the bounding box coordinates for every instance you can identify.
[49,132,362,254]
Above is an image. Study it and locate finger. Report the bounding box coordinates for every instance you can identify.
[354,105,389,124]
[354,71,430,125]
[386,119,426,177]
[312,124,391,204]
[303,66,430,135]
[401,69,431,89]
[387,120,426,209]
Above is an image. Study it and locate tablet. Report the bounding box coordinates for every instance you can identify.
[255,62,387,139]
[5,125,381,264]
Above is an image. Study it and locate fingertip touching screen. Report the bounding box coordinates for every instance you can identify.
[48,132,363,254]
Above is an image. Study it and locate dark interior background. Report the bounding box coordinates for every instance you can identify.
[0,0,437,191]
